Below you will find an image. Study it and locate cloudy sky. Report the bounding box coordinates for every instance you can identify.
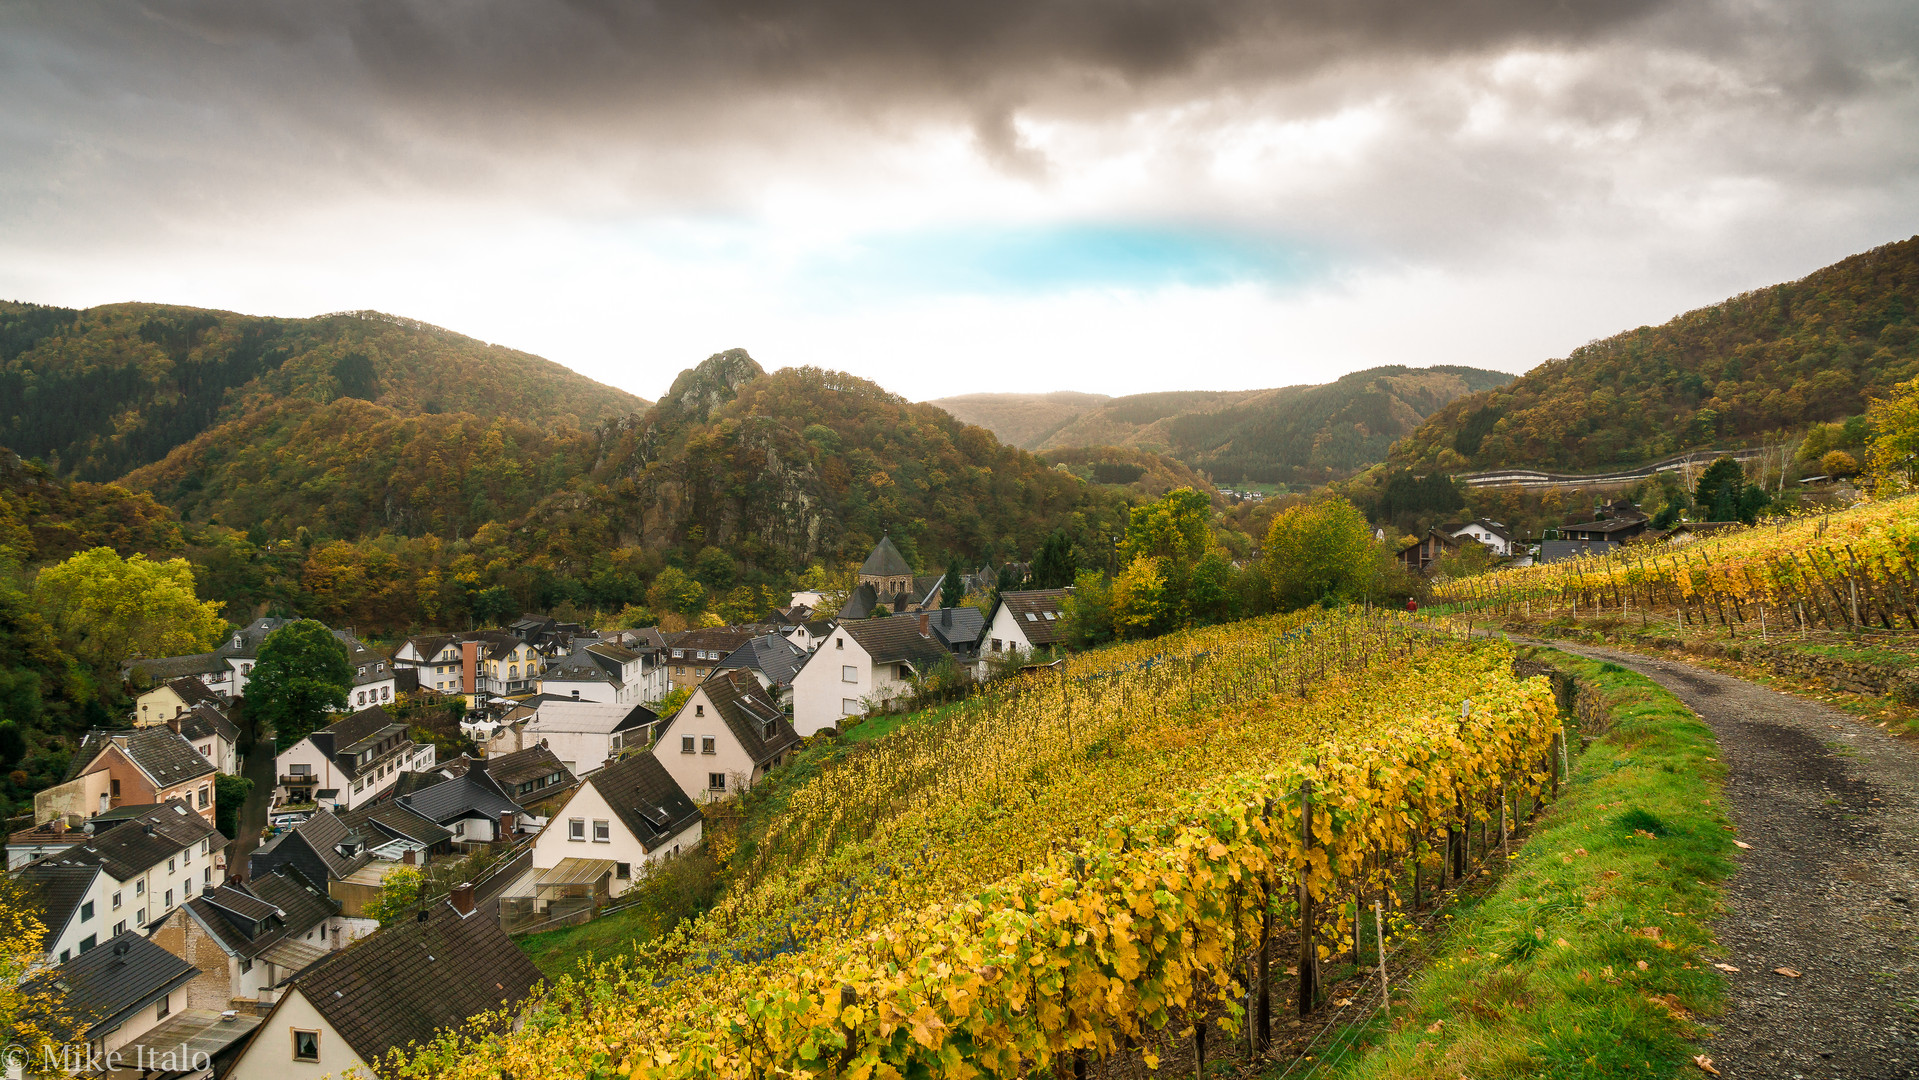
[3,1,1916,402]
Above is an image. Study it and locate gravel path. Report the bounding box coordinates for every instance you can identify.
[1539,641,1919,1079]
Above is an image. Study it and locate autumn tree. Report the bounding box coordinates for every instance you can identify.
[1110,555,1171,640]
[647,567,707,617]
[1263,497,1378,610]
[1,874,67,1061]
[33,547,226,668]
[247,619,351,748]
[1864,375,1919,493]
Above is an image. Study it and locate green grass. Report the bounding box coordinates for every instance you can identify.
[1324,649,1738,1079]
[517,900,678,978]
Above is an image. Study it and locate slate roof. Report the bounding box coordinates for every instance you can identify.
[396,772,521,827]
[126,651,227,683]
[12,859,101,951]
[839,615,956,667]
[306,706,411,781]
[483,745,576,792]
[337,800,453,847]
[531,699,657,735]
[667,627,759,659]
[288,898,544,1064]
[923,606,985,653]
[69,800,225,881]
[716,633,805,688]
[617,627,667,651]
[989,589,1072,647]
[662,668,800,768]
[164,677,226,712]
[542,651,618,686]
[586,753,701,854]
[69,726,216,788]
[859,535,915,578]
[1560,517,1647,536]
[180,702,240,747]
[838,582,881,620]
[585,641,639,667]
[387,771,449,799]
[186,866,340,963]
[34,931,199,1041]
[253,811,371,881]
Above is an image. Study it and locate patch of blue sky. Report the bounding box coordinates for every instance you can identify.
[796,222,1329,298]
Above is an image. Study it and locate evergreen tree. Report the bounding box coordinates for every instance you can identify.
[1029,530,1078,589]
[940,564,963,608]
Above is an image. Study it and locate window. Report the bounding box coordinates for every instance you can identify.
[616,862,631,879]
[835,638,843,650]
[593,820,610,842]
[136,908,145,924]
[681,736,695,754]
[164,889,173,908]
[112,891,122,910]
[842,698,860,715]
[183,845,191,864]
[135,880,144,894]
[991,639,1002,652]
[292,1030,320,1062]
[168,857,176,873]
[290,763,310,776]
[205,867,212,884]
[842,665,858,683]
[156,992,170,1021]
[707,773,726,792]
[695,704,705,716]
[113,920,125,936]
[110,778,121,797]
[202,838,210,855]
[763,719,777,739]
[701,737,716,755]
[569,819,585,841]
[1026,612,1038,622]
[80,900,93,921]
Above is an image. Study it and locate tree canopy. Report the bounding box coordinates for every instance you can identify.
[32,547,226,668]
[1263,497,1379,610]
[246,619,352,748]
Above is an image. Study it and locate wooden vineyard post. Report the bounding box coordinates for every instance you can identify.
[1298,779,1318,1016]
[1874,554,1919,628]
[1257,800,1272,1052]
[1551,731,1565,796]
[1450,793,1467,881]
[1499,776,1509,857]
[1352,887,1363,966]
[1194,1019,1205,1080]
[1374,900,1390,1016]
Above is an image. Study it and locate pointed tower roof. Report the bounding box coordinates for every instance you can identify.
[859,535,914,578]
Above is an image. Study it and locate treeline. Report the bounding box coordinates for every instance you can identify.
[1395,235,1919,472]
[0,301,645,481]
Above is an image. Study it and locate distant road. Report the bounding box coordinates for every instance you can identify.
[226,736,275,880]
[1458,447,1769,490]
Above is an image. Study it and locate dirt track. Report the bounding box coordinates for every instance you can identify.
[1539,642,1919,1078]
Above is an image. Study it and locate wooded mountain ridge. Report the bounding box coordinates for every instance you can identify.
[1391,236,1919,473]
[932,365,1513,486]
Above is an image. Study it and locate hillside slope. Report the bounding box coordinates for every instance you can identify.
[928,391,1111,448]
[980,365,1511,485]
[1392,236,1919,471]
[0,302,647,481]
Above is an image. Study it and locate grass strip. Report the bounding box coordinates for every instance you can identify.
[1328,649,1737,1078]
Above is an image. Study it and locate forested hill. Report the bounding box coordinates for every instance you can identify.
[0,302,647,481]
[937,365,1511,486]
[1391,236,1919,472]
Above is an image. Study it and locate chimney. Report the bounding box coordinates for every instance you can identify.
[402,847,416,866]
[499,811,515,840]
[917,612,930,636]
[167,713,182,735]
[450,881,475,917]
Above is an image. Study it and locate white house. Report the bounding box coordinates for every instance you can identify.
[393,630,544,703]
[1447,519,1518,557]
[482,699,657,776]
[536,642,653,704]
[980,588,1071,659]
[150,866,351,1013]
[531,752,701,897]
[651,668,801,802]
[789,614,956,736]
[27,931,205,1064]
[714,633,805,707]
[13,799,226,963]
[273,706,435,813]
[222,895,543,1080]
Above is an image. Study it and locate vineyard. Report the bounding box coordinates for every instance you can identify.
[1433,494,1919,634]
[396,612,1564,1080]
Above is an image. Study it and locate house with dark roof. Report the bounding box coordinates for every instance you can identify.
[34,725,218,825]
[790,612,963,735]
[535,640,653,706]
[714,633,806,705]
[1447,518,1519,557]
[7,816,91,870]
[531,751,701,897]
[248,811,373,891]
[274,705,436,813]
[332,800,454,862]
[663,627,760,691]
[481,745,577,805]
[151,866,351,1013]
[126,617,395,708]
[28,930,203,1058]
[652,668,801,801]
[1559,516,1650,544]
[981,588,1072,659]
[133,679,242,775]
[15,799,226,962]
[393,770,526,845]
[393,629,545,702]
[480,699,657,776]
[1393,528,1460,573]
[221,892,543,1080]
[134,675,225,727]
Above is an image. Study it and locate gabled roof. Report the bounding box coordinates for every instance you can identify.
[838,616,953,667]
[529,699,657,736]
[162,677,225,711]
[185,868,338,964]
[69,726,216,788]
[616,626,667,651]
[1451,518,1515,542]
[126,651,226,682]
[859,535,914,578]
[541,651,618,686]
[483,745,576,791]
[666,627,759,657]
[67,800,225,881]
[287,898,544,1064]
[585,641,639,666]
[253,811,370,880]
[660,668,800,768]
[34,932,198,1041]
[307,706,411,779]
[179,702,240,747]
[585,753,702,854]
[12,859,101,951]
[398,633,455,662]
[716,634,805,687]
[923,606,985,651]
[397,772,521,827]
[337,800,453,847]
[838,582,880,620]
[987,589,1072,647]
